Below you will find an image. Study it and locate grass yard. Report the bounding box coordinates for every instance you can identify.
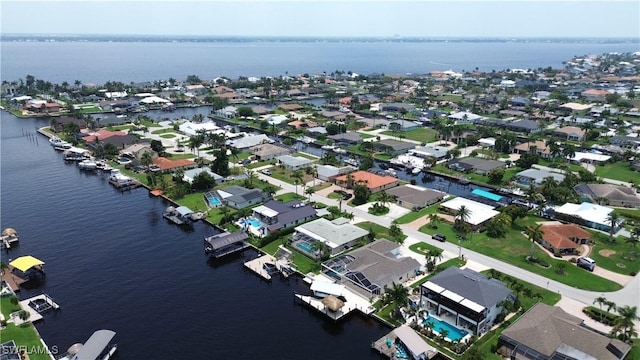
[0,297,52,360]
[381,127,437,143]
[268,166,314,185]
[151,128,177,135]
[418,217,622,292]
[160,134,177,139]
[594,162,639,183]
[260,238,319,274]
[354,221,407,242]
[586,232,640,275]
[395,203,440,224]
[275,192,306,202]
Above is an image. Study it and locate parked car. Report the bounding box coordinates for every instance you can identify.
[261,169,272,175]
[577,257,596,272]
[432,234,447,242]
[335,190,352,200]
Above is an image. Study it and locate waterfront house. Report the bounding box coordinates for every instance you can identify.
[92,134,142,150]
[420,267,514,336]
[182,167,223,185]
[276,155,315,171]
[51,116,88,133]
[322,239,420,296]
[120,143,155,160]
[439,197,499,229]
[152,157,197,173]
[248,200,317,237]
[373,139,416,155]
[178,121,220,137]
[315,164,356,182]
[409,146,449,161]
[250,143,291,161]
[539,223,590,255]
[574,183,640,208]
[514,168,565,187]
[551,202,618,232]
[498,303,631,360]
[226,134,273,150]
[216,185,267,209]
[447,158,506,175]
[386,185,445,210]
[334,170,399,193]
[291,217,368,257]
[328,131,364,145]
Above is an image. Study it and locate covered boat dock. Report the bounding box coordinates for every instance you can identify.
[204,231,250,258]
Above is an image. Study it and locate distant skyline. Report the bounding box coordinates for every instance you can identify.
[2,1,639,39]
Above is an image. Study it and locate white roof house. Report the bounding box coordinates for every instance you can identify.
[553,202,615,229]
[294,217,368,253]
[440,197,499,226]
[266,114,289,125]
[227,134,273,149]
[139,96,171,104]
[178,121,220,137]
[567,152,611,163]
[448,111,482,124]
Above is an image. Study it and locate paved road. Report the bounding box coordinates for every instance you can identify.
[256,170,640,309]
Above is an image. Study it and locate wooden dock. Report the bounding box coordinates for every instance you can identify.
[163,213,186,225]
[1,271,27,292]
[2,236,19,249]
[243,254,276,281]
[15,294,61,325]
[294,294,352,321]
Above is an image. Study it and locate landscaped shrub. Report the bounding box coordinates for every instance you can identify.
[583,306,621,326]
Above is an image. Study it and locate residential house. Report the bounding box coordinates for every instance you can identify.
[291,217,368,256]
[559,102,593,112]
[388,120,421,131]
[217,185,267,209]
[447,158,506,175]
[609,135,640,148]
[178,121,220,137]
[183,167,224,184]
[51,116,87,133]
[374,139,416,155]
[328,131,363,145]
[513,140,552,159]
[386,185,445,210]
[315,164,356,182]
[581,88,611,102]
[567,152,611,165]
[120,143,155,160]
[498,303,631,360]
[381,102,416,113]
[322,239,421,296]
[514,168,565,187]
[152,157,197,173]
[334,170,399,193]
[250,143,291,161]
[539,223,591,255]
[226,134,273,150]
[505,119,542,135]
[279,103,304,111]
[439,197,500,229]
[554,126,586,142]
[448,111,482,124]
[248,200,317,237]
[552,202,619,232]
[409,146,449,161]
[276,155,314,171]
[420,267,514,336]
[574,183,640,208]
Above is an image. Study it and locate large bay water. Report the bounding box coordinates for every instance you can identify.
[0,113,389,359]
[1,40,639,84]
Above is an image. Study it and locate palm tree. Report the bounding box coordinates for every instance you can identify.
[263,185,278,199]
[140,151,153,170]
[593,296,608,322]
[613,305,639,342]
[427,213,439,229]
[525,224,543,260]
[425,248,444,272]
[188,134,204,158]
[305,187,315,202]
[606,211,621,242]
[292,170,304,195]
[244,169,256,188]
[439,328,449,343]
[454,205,471,228]
[377,190,392,207]
[562,143,576,163]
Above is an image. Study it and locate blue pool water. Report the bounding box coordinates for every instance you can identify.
[296,242,314,253]
[423,317,469,341]
[471,188,502,202]
[208,197,221,206]
[243,217,262,228]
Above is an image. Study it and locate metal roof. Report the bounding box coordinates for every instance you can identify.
[72,330,116,360]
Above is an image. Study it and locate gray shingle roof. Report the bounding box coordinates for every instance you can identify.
[428,267,512,309]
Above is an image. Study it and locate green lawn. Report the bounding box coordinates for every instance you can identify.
[151,128,177,134]
[594,162,638,183]
[395,203,440,224]
[418,218,622,292]
[381,127,437,143]
[275,192,306,202]
[0,297,51,360]
[586,232,640,276]
[355,221,407,242]
[160,134,177,139]
[260,238,319,274]
[269,166,314,185]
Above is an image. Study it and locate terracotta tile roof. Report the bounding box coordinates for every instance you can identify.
[152,157,196,171]
[279,103,304,111]
[82,129,127,142]
[540,224,591,250]
[335,170,398,190]
[514,140,551,154]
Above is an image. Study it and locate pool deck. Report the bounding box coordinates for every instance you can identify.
[244,254,276,281]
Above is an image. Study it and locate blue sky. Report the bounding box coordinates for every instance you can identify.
[2,1,639,38]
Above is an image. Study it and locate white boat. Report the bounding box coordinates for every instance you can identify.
[333,148,347,154]
[321,145,335,150]
[78,160,98,170]
[57,329,118,360]
[108,169,136,187]
[384,169,398,177]
[49,136,72,150]
[412,167,423,175]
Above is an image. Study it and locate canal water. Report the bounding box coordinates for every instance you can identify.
[0,112,390,359]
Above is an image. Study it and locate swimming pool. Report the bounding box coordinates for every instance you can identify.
[243,217,262,228]
[295,241,314,253]
[423,317,469,341]
[208,197,222,206]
